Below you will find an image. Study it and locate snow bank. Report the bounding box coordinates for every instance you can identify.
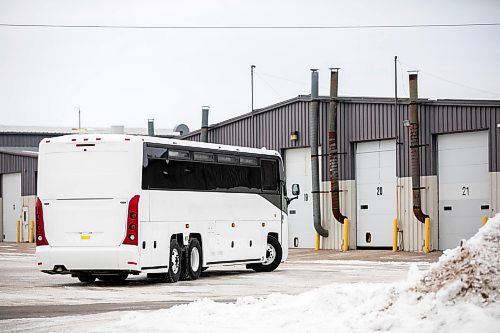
[413,214,500,304]
[94,215,500,333]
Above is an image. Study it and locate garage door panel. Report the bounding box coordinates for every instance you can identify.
[439,131,488,149]
[438,164,489,184]
[356,140,396,248]
[357,168,380,183]
[438,147,488,167]
[380,169,396,182]
[379,151,396,167]
[380,140,395,151]
[2,173,22,242]
[439,182,490,201]
[356,153,379,169]
[285,148,316,249]
[438,131,489,250]
[356,141,380,153]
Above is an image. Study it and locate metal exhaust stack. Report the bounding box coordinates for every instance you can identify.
[200,106,209,143]
[148,119,155,136]
[328,68,347,224]
[310,69,329,238]
[409,73,428,223]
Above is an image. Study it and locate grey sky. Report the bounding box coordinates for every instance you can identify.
[0,0,499,131]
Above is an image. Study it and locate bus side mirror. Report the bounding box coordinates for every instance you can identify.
[292,184,300,196]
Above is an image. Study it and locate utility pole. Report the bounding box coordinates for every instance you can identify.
[76,106,81,131]
[251,65,256,113]
[251,65,256,147]
[394,56,398,110]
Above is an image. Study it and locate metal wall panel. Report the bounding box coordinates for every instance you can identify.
[0,133,61,148]
[0,153,38,196]
[180,97,500,180]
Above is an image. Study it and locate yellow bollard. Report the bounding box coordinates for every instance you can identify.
[315,232,320,250]
[342,218,349,252]
[392,218,398,252]
[424,217,430,253]
[16,220,21,243]
[482,216,488,226]
[29,221,35,243]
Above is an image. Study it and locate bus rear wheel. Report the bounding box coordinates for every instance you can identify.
[181,238,202,281]
[77,274,96,283]
[166,239,182,283]
[249,236,282,273]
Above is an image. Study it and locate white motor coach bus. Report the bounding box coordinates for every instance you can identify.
[35,134,292,283]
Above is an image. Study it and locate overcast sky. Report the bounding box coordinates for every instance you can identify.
[0,0,499,132]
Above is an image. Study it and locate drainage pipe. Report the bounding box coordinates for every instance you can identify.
[408,73,428,223]
[200,106,209,143]
[328,68,347,224]
[309,69,329,238]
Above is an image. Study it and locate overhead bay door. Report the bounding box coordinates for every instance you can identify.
[438,131,490,250]
[2,173,22,242]
[356,140,396,247]
[285,148,316,249]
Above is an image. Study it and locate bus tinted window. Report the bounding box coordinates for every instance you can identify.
[168,150,190,160]
[142,160,261,192]
[261,159,278,191]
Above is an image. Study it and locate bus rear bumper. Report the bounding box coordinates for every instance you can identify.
[36,245,140,274]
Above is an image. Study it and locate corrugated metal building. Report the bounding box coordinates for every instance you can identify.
[181,95,500,252]
[0,131,65,242]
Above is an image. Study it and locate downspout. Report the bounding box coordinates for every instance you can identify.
[408,73,428,223]
[328,68,347,224]
[310,69,329,238]
[200,106,209,143]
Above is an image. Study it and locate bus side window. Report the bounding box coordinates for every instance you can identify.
[261,160,278,192]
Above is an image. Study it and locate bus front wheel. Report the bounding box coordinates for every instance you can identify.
[249,236,282,272]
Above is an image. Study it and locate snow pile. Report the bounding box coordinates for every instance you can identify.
[413,214,500,304]
[10,215,498,332]
[90,215,500,333]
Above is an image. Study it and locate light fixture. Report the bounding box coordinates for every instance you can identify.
[290,131,299,141]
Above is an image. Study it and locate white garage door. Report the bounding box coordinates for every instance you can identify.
[438,131,490,250]
[356,140,396,247]
[285,147,319,249]
[2,173,22,242]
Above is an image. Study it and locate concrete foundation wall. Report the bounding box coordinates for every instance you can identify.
[491,172,500,219]
[396,176,438,252]
[319,180,356,250]
[21,195,36,242]
[0,198,3,241]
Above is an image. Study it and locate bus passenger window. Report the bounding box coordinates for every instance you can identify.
[261,160,278,192]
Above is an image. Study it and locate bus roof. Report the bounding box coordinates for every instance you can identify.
[41,134,282,158]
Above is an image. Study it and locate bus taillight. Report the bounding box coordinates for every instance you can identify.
[123,195,140,246]
[35,198,49,246]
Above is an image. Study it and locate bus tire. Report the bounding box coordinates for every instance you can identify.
[166,239,182,283]
[77,274,96,283]
[186,238,202,280]
[249,236,282,273]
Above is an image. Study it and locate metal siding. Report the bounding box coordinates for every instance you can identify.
[0,153,38,196]
[180,98,500,177]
